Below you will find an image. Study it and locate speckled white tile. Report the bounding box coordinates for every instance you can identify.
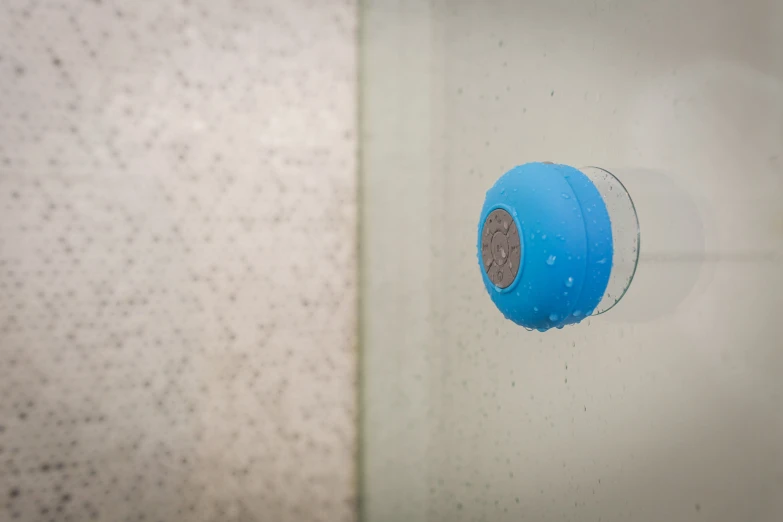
[0,1,357,521]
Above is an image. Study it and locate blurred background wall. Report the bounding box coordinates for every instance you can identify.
[0,1,357,521]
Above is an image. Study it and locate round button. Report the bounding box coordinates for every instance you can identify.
[480,209,521,289]
[491,232,509,265]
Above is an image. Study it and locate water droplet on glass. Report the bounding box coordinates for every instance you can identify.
[597,258,607,264]
[549,313,559,321]
[546,255,556,266]
[533,306,539,312]
[501,188,506,195]
[556,325,564,329]
[561,193,570,199]
[573,310,582,317]
[565,276,574,288]
[530,233,535,240]
[541,234,547,240]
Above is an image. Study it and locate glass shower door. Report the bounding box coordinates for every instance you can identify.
[360,1,783,521]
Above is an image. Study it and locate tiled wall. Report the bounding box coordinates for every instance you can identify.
[0,1,357,521]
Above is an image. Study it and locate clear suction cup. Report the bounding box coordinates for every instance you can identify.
[580,166,640,315]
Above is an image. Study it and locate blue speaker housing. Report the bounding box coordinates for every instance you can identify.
[477,162,613,331]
